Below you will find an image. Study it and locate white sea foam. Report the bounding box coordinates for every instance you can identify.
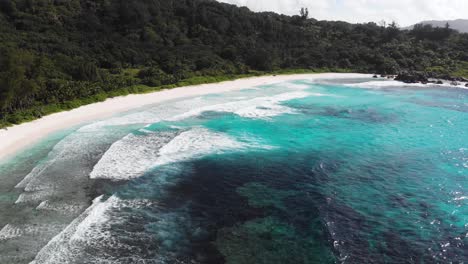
[32,193,202,263]
[81,94,238,133]
[168,91,312,121]
[79,96,216,133]
[0,224,66,241]
[90,127,260,181]
[90,131,179,181]
[36,200,87,214]
[78,111,161,132]
[15,161,50,190]
[0,224,25,240]
[31,195,157,264]
[16,131,100,190]
[31,195,111,264]
[15,107,163,203]
[89,91,301,182]
[15,125,127,205]
[15,190,50,204]
[18,91,313,193]
[14,133,91,204]
[18,90,302,202]
[155,127,248,166]
[278,82,311,90]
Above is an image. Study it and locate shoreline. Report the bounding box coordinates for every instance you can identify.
[0,73,370,161]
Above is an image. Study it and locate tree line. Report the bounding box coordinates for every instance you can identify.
[0,0,467,126]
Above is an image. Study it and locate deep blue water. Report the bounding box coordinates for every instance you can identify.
[0,79,467,263]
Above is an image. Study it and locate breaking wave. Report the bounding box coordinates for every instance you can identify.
[90,127,268,181]
[168,91,313,121]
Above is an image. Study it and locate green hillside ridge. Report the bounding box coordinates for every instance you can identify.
[406,19,468,33]
[0,0,467,128]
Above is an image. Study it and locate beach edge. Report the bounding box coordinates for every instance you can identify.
[0,73,370,160]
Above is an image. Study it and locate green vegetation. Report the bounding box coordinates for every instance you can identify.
[0,0,467,128]
[426,61,468,78]
[0,72,255,128]
[451,61,468,78]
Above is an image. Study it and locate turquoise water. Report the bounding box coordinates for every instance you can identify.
[0,79,467,263]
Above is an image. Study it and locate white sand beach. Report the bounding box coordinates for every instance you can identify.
[0,73,370,160]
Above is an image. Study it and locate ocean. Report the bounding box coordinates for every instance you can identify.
[0,78,467,263]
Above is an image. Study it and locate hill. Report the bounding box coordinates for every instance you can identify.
[0,0,467,127]
[406,19,468,33]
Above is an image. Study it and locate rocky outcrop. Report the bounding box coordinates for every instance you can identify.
[395,72,468,86]
[395,72,428,84]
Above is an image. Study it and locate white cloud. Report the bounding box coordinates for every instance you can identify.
[217,0,468,26]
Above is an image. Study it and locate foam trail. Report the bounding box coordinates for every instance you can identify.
[5,120,138,262]
[14,130,110,205]
[22,92,306,187]
[156,127,248,166]
[90,127,259,181]
[14,109,164,204]
[6,119,140,262]
[276,82,311,90]
[36,200,88,215]
[80,96,219,132]
[31,195,110,264]
[168,91,312,121]
[90,131,179,181]
[31,196,157,264]
[0,224,66,241]
[78,111,161,132]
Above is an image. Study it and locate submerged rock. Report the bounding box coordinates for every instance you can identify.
[236,182,297,210]
[436,80,444,85]
[215,217,336,264]
[450,81,460,86]
[465,83,468,87]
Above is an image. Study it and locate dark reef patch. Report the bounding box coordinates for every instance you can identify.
[410,99,468,112]
[286,102,398,124]
[146,152,339,263]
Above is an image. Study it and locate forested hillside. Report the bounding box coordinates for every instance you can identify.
[0,0,467,127]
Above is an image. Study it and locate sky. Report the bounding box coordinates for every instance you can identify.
[216,0,468,27]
